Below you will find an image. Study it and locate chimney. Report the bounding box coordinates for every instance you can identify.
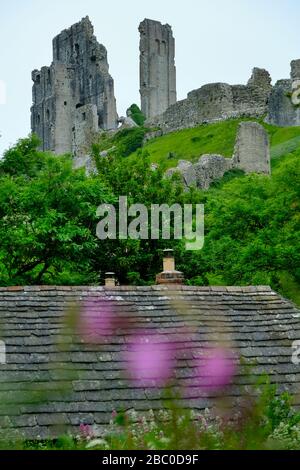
[156,249,184,285]
[105,272,116,287]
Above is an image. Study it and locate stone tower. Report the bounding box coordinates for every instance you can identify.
[139,19,176,119]
[31,16,118,157]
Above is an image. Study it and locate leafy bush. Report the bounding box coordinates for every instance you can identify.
[114,127,146,157]
[127,103,146,126]
[0,136,114,285]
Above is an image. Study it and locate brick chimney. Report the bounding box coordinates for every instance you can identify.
[105,272,116,287]
[156,249,184,285]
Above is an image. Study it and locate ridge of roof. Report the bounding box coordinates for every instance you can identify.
[0,285,273,293]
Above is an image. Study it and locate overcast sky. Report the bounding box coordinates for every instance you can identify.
[0,0,300,156]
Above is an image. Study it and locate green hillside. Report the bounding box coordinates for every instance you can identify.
[93,117,300,170]
[134,118,300,169]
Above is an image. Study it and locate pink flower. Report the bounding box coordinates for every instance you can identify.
[79,423,94,438]
[192,347,236,394]
[124,332,176,388]
[78,298,116,343]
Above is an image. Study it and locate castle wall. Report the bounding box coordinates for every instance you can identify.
[139,19,176,120]
[72,104,98,159]
[31,16,118,157]
[267,60,300,127]
[148,68,272,133]
[233,122,270,174]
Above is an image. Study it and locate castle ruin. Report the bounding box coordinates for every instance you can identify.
[139,19,176,119]
[166,122,270,190]
[30,16,300,184]
[267,59,300,127]
[147,68,272,133]
[31,16,118,158]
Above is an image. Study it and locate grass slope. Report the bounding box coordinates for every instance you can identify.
[136,118,300,169]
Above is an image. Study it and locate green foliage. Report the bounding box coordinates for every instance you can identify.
[0,134,45,177]
[91,148,186,284]
[176,150,300,304]
[92,126,147,159]
[1,119,300,305]
[127,103,146,126]
[113,127,146,157]
[0,136,114,286]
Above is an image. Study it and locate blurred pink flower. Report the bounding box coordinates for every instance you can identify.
[124,332,176,388]
[192,347,237,394]
[79,423,94,438]
[78,298,116,343]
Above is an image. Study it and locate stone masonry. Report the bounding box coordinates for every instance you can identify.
[267,60,300,127]
[147,68,272,133]
[30,16,300,164]
[31,16,118,157]
[139,19,176,120]
[166,122,270,190]
[233,122,270,174]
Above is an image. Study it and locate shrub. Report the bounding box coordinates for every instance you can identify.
[128,104,146,126]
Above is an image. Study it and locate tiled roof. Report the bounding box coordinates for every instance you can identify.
[0,285,300,439]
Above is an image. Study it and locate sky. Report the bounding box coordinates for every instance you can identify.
[0,0,300,156]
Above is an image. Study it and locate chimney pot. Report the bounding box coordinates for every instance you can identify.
[163,249,175,272]
[105,272,116,287]
[156,249,184,285]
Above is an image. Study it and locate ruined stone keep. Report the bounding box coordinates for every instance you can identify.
[139,19,177,120]
[31,16,118,157]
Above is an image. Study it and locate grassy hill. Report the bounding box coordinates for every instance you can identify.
[134,118,300,169]
[94,117,300,171]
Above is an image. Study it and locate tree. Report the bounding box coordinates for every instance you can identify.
[0,136,114,285]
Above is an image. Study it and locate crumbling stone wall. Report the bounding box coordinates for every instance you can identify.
[148,69,272,133]
[139,19,176,120]
[31,16,118,157]
[166,122,270,190]
[166,155,233,190]
[233,122,270,174]
[267,60,300,127]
